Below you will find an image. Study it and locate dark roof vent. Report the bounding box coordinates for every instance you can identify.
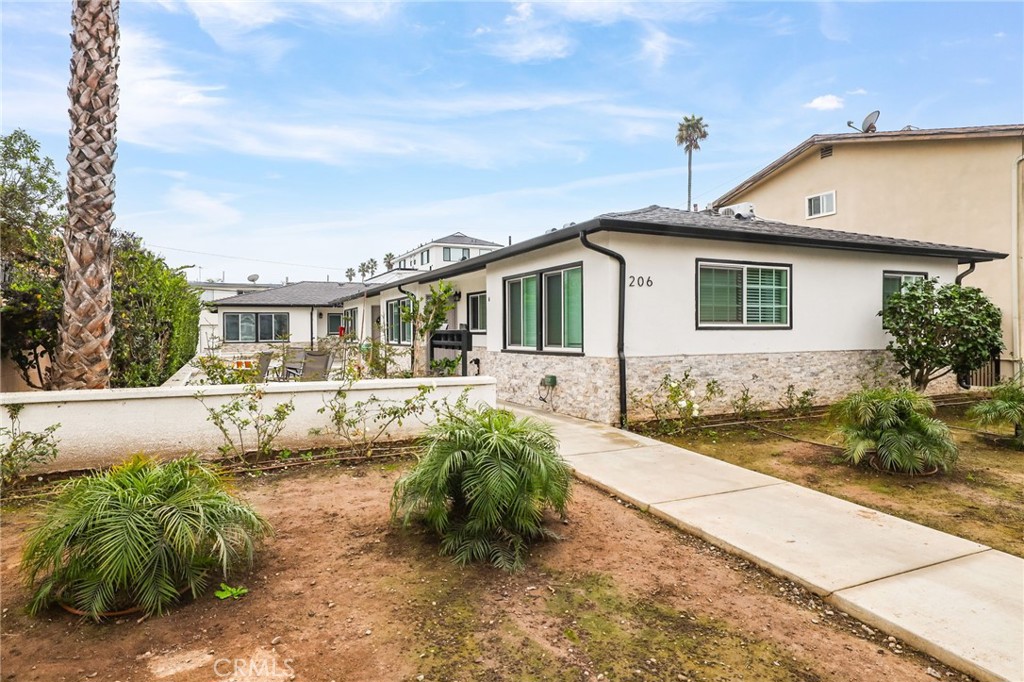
[820,145,834,159]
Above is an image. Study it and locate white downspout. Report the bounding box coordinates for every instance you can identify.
[1012,154,1023,377]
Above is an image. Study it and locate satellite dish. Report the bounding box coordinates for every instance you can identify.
[247,274,259,283]
[847,110,880,133]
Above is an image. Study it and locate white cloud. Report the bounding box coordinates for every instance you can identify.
[477,3,574,63]
[639,27,679,69]
[818,2,850,42]
[846,88,868,96]
[803,94,844,111]
[164,185,243,227]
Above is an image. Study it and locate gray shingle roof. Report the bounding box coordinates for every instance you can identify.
[215,281,366,307]
[432,232,502,247]
[336,205,1006,304]
[599,206,1007,262]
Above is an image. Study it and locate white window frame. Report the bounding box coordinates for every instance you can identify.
[805,190,836,219]
[882,271,927,307]
[696,260,791,329]
[467,292,487,332]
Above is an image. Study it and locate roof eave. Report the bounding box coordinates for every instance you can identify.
[594,219,1006,264]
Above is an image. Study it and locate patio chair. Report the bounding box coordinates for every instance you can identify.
[278,347,306,381]
[299,351,333,381]
[255,351,274,382]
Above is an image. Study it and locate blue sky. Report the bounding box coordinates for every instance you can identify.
[3,1,1021,283]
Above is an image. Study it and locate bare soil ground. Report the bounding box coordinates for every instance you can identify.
[2,461,974,681]
[662,404,1024,558]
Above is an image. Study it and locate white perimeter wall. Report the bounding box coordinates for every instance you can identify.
[1,377,496,473]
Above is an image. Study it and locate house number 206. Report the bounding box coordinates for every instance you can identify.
[628,275,654,287]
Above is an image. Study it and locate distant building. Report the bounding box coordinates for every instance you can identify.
[191,280,281,353]
[394,232,503,271]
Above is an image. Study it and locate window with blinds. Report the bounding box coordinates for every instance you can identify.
[698,261,790,328]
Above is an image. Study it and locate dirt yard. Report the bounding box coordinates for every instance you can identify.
[662,404,1024,558]
[2,461,974,681]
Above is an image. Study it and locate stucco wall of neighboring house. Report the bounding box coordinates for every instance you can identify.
[720,135,1023,373]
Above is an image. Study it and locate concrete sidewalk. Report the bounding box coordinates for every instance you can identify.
[508,404,1024,682]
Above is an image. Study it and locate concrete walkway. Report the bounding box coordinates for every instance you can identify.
[507,404,1024,682]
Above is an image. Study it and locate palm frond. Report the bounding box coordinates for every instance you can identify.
[21,455,271,619]
[392,406,571,572]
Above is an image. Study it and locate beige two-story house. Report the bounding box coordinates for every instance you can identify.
[713,124,1024,380]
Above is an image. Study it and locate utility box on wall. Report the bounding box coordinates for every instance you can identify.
[541,375,557,388]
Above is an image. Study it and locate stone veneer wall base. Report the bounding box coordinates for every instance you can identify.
[475,348,963,425]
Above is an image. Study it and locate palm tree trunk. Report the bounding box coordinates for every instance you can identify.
[686,148,693,211]
[53,0,119,390]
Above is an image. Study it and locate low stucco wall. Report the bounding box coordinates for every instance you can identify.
[0,377,496,473]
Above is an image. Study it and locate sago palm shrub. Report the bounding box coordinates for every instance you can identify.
[967,378,1024,449]
[829,387,958,474]
[21,455,272,619]
[391,406,571,572]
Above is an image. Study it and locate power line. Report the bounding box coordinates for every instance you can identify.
[147,243,347,272]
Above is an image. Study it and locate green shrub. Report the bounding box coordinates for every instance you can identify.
[968,377,1024,449]
[1,404,60,487]
[829,387,958,474]
[21,456,271,619]
[391,406,571,572]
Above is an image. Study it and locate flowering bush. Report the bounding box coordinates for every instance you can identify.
[629,371,722,433]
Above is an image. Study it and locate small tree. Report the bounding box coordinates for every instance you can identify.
[880,278,1003,390]
[400,280,457,376]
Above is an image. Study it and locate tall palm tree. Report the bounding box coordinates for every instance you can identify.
[345,267,355,282]
[54,0,120,390]
[383,253,395,271]
[675,114,709,212]
[357,262,368,282]
[367,258,378,277]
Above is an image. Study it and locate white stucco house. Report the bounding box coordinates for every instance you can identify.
[328,206,1006,425]
[394,232,504,271]
[209,281,367,353]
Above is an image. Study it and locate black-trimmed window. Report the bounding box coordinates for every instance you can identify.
[697,261,790,328]
[505,264,582,351]
[385,298,412,345]
[444,247,470,262]
[224,312,289,342]
[327,309,358,336]
[467,292,487,332]
[419,250,430,265]
[882,271,926,308]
